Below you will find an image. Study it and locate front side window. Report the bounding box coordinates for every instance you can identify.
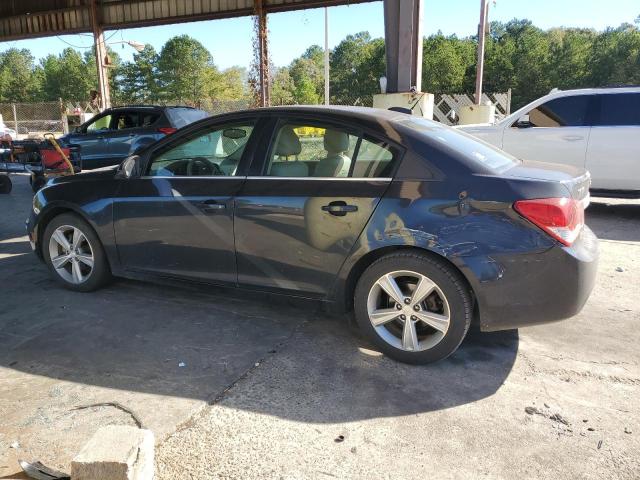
[265,122,397,178]
[113,112,139,130]
[521,95,591,128]
[148,123,254,177]
[595,93,640,126]
[86,114,112,132]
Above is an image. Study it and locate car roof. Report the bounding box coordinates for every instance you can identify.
[546,86,640,97]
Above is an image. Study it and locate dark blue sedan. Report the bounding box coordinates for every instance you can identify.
[27,106,598,364]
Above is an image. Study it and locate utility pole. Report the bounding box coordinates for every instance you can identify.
[89,0,111,110]
[474,0,489,105]
[324,7,330,105]
[255,0,270,107]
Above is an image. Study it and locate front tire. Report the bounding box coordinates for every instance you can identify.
[354,251,472,364]
[42,213,111,292]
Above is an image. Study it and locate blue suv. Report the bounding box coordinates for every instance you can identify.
[60,105,208,169]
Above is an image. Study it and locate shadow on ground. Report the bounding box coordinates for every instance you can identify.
[0,174,518,427]
[587,199,640,242]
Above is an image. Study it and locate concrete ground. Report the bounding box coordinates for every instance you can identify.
[0,174,638,479]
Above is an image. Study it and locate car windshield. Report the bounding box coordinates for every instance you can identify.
[166,108,209,128]
[398,117,520,173]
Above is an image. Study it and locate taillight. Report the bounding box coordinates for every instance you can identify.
[514,197,584,246]
[158,127,177,135]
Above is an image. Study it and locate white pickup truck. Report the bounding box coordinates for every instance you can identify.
[458,87,640,198]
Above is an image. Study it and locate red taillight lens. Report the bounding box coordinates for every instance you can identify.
[514,197,584,246]
[158,127,177,135]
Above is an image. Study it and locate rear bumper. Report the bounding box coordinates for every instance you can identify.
[465,226,599,332]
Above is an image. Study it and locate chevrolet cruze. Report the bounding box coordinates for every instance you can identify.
[27,106,598,364]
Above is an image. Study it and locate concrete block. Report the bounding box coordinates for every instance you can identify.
[71,426,154,480]
[458,103,496,125]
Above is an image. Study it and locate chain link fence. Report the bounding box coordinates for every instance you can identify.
[1,93,511,139]
[0,102,66,138]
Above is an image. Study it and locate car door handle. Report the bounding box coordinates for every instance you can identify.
[321,201,358,216]
[198,200,226,213]
[96,136,105,140]
[562,135,583,142]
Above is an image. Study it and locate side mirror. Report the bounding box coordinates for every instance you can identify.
[118,155,141,179]
[73,126,81,134]
[514,114,532,128]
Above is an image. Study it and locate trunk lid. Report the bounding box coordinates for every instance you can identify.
[502,160,591,204]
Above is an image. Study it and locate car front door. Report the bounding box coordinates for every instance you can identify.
[100,110,149,168]
[501,94,594,169]
[586,92,640,191]
[66,112,112,167]
[112,117,260,284]
[234,117,400,297]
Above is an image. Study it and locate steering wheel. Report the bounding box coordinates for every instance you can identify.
[186,157,223,176]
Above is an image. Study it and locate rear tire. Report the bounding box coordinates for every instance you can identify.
[354,251,472,364]
[42,213,112,292]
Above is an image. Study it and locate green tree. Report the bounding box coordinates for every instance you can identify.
[422,33,475,93]
[0,48,42,102]
[330,32,385,105]
[157,35,217,105]
[271,67,295,105]
[117,45,160,103]
[40,48,95,101]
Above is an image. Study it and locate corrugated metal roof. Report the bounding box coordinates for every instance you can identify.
[0,0,370,41]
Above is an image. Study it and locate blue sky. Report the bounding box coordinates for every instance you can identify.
[0,0,638,70]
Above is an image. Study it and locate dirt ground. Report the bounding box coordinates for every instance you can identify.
[0,174,638,479]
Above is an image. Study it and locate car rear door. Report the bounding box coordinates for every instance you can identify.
[586,91,640,191]
[112,116,261,284]
[233,116,400,297]
[501,94,595,169]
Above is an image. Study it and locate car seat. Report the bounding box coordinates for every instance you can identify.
[314,129,351,177]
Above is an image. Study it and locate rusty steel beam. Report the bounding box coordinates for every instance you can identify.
[90,0,111,110]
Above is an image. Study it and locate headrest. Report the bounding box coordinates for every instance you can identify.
[275,126,302,156]
[324,129,350,154]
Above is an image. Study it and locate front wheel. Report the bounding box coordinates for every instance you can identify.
[42,213,112,292]
[354,252,472,364]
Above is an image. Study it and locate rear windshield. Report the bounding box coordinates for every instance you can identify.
[166,108,209,128]
[398,117,520,173]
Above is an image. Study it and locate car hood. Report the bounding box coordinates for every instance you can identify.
[49,165,119,185]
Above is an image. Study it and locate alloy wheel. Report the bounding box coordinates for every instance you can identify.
[366,270,451,352]
[48,225,95,284]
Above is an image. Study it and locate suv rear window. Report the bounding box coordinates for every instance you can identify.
[166,108,208,128]
[594,93,640,126]
[400,117,520,173]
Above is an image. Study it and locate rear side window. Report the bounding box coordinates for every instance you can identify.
[352,137,396,178]
[264,122,397,178]
[594,93,640,126]
[524,95,591,127]
[139,112,160,127]
[166,108,209,128]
